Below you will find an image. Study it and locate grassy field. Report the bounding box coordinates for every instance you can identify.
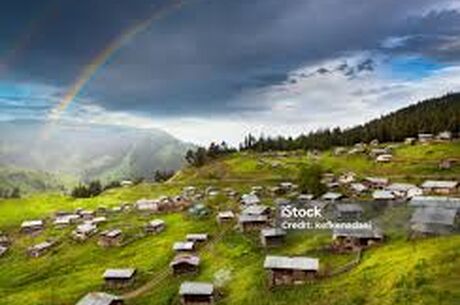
[0,141,459,305]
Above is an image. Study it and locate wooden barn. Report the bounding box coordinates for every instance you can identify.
[99,229,123,247]
[76,292,123,305]
[72,223,98,241]
[263,256,319,287]
[170,254,200,275]
[179,281,214,305]
[145,219,165,234]
[238,214,268,232]
[332,227,384,252]
[260,228,286,247]
[103,268,137,288]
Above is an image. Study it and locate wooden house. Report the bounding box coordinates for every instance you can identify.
[20,220,44,234]
[99,229,123,247]
[363,177,389,189]
[386,183,421,199]
[103,268,137,288]
[335,204,363,221]
[418,133,433,144]
[332,227,384,252]
[216,211,235,224]
[349,183,368,195]
[27,240,55,258]
[421,180,459,195]
[54,214,80,228]
[260,228,286,247]
[170,254,200,275]
[238,214,268,232]
[179,281,214,305]
[410,207,458,236]
[72,223,98,241]
[79,210,95,221]
[375,154,392,163]
[263,256,319,287]
[145,219,165,234]
[76,292,123,305]
[173,241,195,253]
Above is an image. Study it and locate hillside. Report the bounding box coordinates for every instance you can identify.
[0,141,459,305]
[0,120,193,188]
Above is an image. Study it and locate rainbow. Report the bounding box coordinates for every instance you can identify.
[43,0,185,137]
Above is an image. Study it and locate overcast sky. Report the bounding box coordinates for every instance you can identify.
[2,0,460,145]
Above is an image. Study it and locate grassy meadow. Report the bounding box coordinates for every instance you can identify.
[0,141,459,305]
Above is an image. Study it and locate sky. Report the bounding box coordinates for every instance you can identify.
[1,0,460,145]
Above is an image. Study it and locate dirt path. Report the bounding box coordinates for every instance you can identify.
[122,225,230,300]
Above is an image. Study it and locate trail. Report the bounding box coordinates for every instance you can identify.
[122,225,231,300]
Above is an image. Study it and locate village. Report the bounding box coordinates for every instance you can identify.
[0,135,459,305]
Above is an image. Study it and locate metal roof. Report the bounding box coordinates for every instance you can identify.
[421,180,458,189]
[238,214,268,223]
[179,281,214,295]
[264,255,319,271]
[21,220,43,228]
[76,292,121,305]
[186,234,208,241]
[241,194,260,205]
[321,192,343,200]
[410,207,457,226]
[170,255,200,266]
[386,183,418,192]
[410,196,460,210]
[217,211,235,218]
[333,227,383,239]
[372,190,396,200]
[148,219,165,227]
[261,228,286,237]
[103,268,136,279]
[242,205,270,216]
[335,204,363,213]
[173,241,195,251]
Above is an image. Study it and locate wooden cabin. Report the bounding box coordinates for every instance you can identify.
[76,292,123,305]
[103,268,137,288]
[260,228,286,247]
[421,180,459,195]
[216,211,235,224]
[332,227,384,252]
[145,219,165,234]
[72,223,98,241]
[170,255,200,275]
[20,220,44,234]
[27,240,55,258]
[179,281,214,305]
[186,233,208,244]
[263,256,319,287]
[238,214,268,232]
[99,229,123,247]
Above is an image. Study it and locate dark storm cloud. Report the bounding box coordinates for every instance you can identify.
[1,0,460,117]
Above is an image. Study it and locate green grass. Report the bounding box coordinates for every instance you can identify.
[0,141,459,305]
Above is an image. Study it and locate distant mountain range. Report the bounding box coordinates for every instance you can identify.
[0,120,193,188]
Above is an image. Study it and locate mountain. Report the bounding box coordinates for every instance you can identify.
[0,120,193,185]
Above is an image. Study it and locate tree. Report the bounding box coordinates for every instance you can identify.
[298,164,327,197]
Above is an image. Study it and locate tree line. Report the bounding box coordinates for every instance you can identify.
[0,187,20,199]
[185,141,236,167]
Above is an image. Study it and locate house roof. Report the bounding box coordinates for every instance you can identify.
[76,223,97,234]
[186,234,208,241]
[333,227,383,239]
[411,207,457,226]
[242,205,270,216]
[29,241,53,251]
[103,268,136,279]
[364,177,389,185]
[148,219,165,227]
[241,194,260,205]
[179,281,214,295]
[76,292,121,305]
[410,196,460,210]
[421,180,458,189]
[102,229,122,238]
[238,214,268,223]
[321,192,343,200]
[173,241,195,251]
[170,254,200,266]
[350,183,368,192]
[335,204,363,213]
[261,228,286,237]
[21,220,43,228]
[217,211,235,218]
[372,190,396,200]
[386,183,418,192]
[263,255,319,271]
